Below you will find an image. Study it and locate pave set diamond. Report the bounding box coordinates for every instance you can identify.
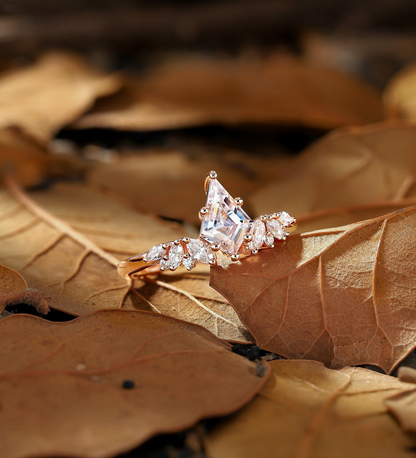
[140,172,296,272]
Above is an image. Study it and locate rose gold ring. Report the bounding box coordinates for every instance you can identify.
[117,171,297,279]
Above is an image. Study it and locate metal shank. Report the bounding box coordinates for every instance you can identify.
[117,253,161,278]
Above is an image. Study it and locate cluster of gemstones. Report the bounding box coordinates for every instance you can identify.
[142,211,296,272]
[144,238,216,272]
[246,211,296,254]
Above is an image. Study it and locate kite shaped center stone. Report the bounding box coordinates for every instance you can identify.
[200,178,252,255]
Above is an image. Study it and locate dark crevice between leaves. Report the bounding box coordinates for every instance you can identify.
[4,303,75,322]
[231,343,283,377]
[57,125,325,155]
[359,350,416,378]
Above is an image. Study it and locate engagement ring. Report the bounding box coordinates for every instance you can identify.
[118,171,297,278]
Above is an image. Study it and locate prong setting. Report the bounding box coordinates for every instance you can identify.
[244,233,253,242]
[235,197,243,206]
[211,242,221,251]
[231,254,240,262]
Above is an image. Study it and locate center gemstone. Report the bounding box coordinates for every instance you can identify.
[200,178,252,255]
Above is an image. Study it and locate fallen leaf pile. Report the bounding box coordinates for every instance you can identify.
[2,48,416,457]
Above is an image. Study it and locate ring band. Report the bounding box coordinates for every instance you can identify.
[118,171,296,279]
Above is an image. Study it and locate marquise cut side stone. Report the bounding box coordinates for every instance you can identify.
[267,219,285,240]
[168,243,184,270]
[144,244,167,262]
[265,232,274,247]
[279,211,295,227]
[200,178,252,255]
[249,220,266,251]
[187,238,215,264]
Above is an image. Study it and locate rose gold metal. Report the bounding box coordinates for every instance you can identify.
[117,254,162,278]
[286,220,298,233]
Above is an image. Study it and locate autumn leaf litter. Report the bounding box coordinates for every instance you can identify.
[1,51,416,458]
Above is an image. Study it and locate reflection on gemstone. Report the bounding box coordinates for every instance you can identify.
[248,219,266,252]
[279,211,296,227]
[200,178,252,255]
[187,238,215,264]
[144,244,166,262]
[168,243,184,269]
[267,219,285,239]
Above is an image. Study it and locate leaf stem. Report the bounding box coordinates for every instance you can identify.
[4,175,120,267]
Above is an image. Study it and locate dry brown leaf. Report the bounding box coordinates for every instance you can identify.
[384,366,416,432]
[88,149,290,224]
[0,262,50,315]
[0,51,121,143]
[250,122,416,233]
[0,180,250,341]
[0,263,26,294]
[205,360,416,458]
[0,128,47,186]
[0,309,267,458]
[384,63,416,121]
[75,54,383,132]
[211,207,416,373]
[0,127,82,189]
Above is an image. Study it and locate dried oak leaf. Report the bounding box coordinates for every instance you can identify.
[205,360,416,458]
[0,181,250,341]
[0,309,267,458]
[0,51,121,144]
[384,63,416,121]
[211,206,416,373]
[88,149,290,224]
[250,122,416,233]
[75,54,383,132]
[385,366,416,432]
[0,262,50,315]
